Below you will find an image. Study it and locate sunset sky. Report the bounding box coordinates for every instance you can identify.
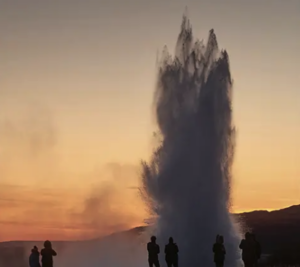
[0,0,299,241]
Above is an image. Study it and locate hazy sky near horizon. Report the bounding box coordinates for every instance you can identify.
[0,0,299,241]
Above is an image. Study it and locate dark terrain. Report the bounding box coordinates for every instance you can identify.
[1,204,299,266]
[236,205,300,253]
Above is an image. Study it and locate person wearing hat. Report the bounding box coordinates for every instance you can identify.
[29,246,41,267]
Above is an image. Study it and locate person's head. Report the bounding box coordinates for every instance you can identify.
[44,240,52,249]
[151,236,156,243]
[169,237,174,244]
[219,235,224,244]
[251,233,256,241]
[216,235,220,243]
[245,232,251,240]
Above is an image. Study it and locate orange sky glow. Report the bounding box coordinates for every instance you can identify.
[0,0,299,241]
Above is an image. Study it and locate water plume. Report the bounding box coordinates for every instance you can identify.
[141,15,241,267]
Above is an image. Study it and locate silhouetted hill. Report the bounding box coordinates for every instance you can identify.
[236,205,300,253]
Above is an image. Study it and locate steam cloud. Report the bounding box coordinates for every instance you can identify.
[141,16,241,267]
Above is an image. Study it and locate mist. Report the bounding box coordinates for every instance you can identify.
[141,16,241,267]
[0,101,146,242]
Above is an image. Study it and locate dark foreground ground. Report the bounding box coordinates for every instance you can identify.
[1,204,300,266]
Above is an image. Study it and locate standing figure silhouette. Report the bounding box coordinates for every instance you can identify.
[165,237,179,267]
[29,246,41,267]
[41,240,57,267]
[213,235,226,267]
[147,236,160,267]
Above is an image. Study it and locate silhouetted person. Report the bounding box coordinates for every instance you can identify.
[29,246,41,267]
[213,235,226,267]
[239,232,256,267]
[251,234,261,267]
[165,237,179,267]
[41,240,57,267]
[147,236,160,267]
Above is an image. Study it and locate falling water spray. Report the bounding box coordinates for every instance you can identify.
[141,16,241,267]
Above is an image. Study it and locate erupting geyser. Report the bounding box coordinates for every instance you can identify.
[141,16,241,267]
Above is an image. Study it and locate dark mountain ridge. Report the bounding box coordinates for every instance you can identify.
[236,204,300,253]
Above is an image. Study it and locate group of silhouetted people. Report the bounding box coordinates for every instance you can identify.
[212,232,261,267]
[146,232,261,267]
[213,232,261,267]
[147,236,179,267]
[29,240,57,267]
[28,233,260,267]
